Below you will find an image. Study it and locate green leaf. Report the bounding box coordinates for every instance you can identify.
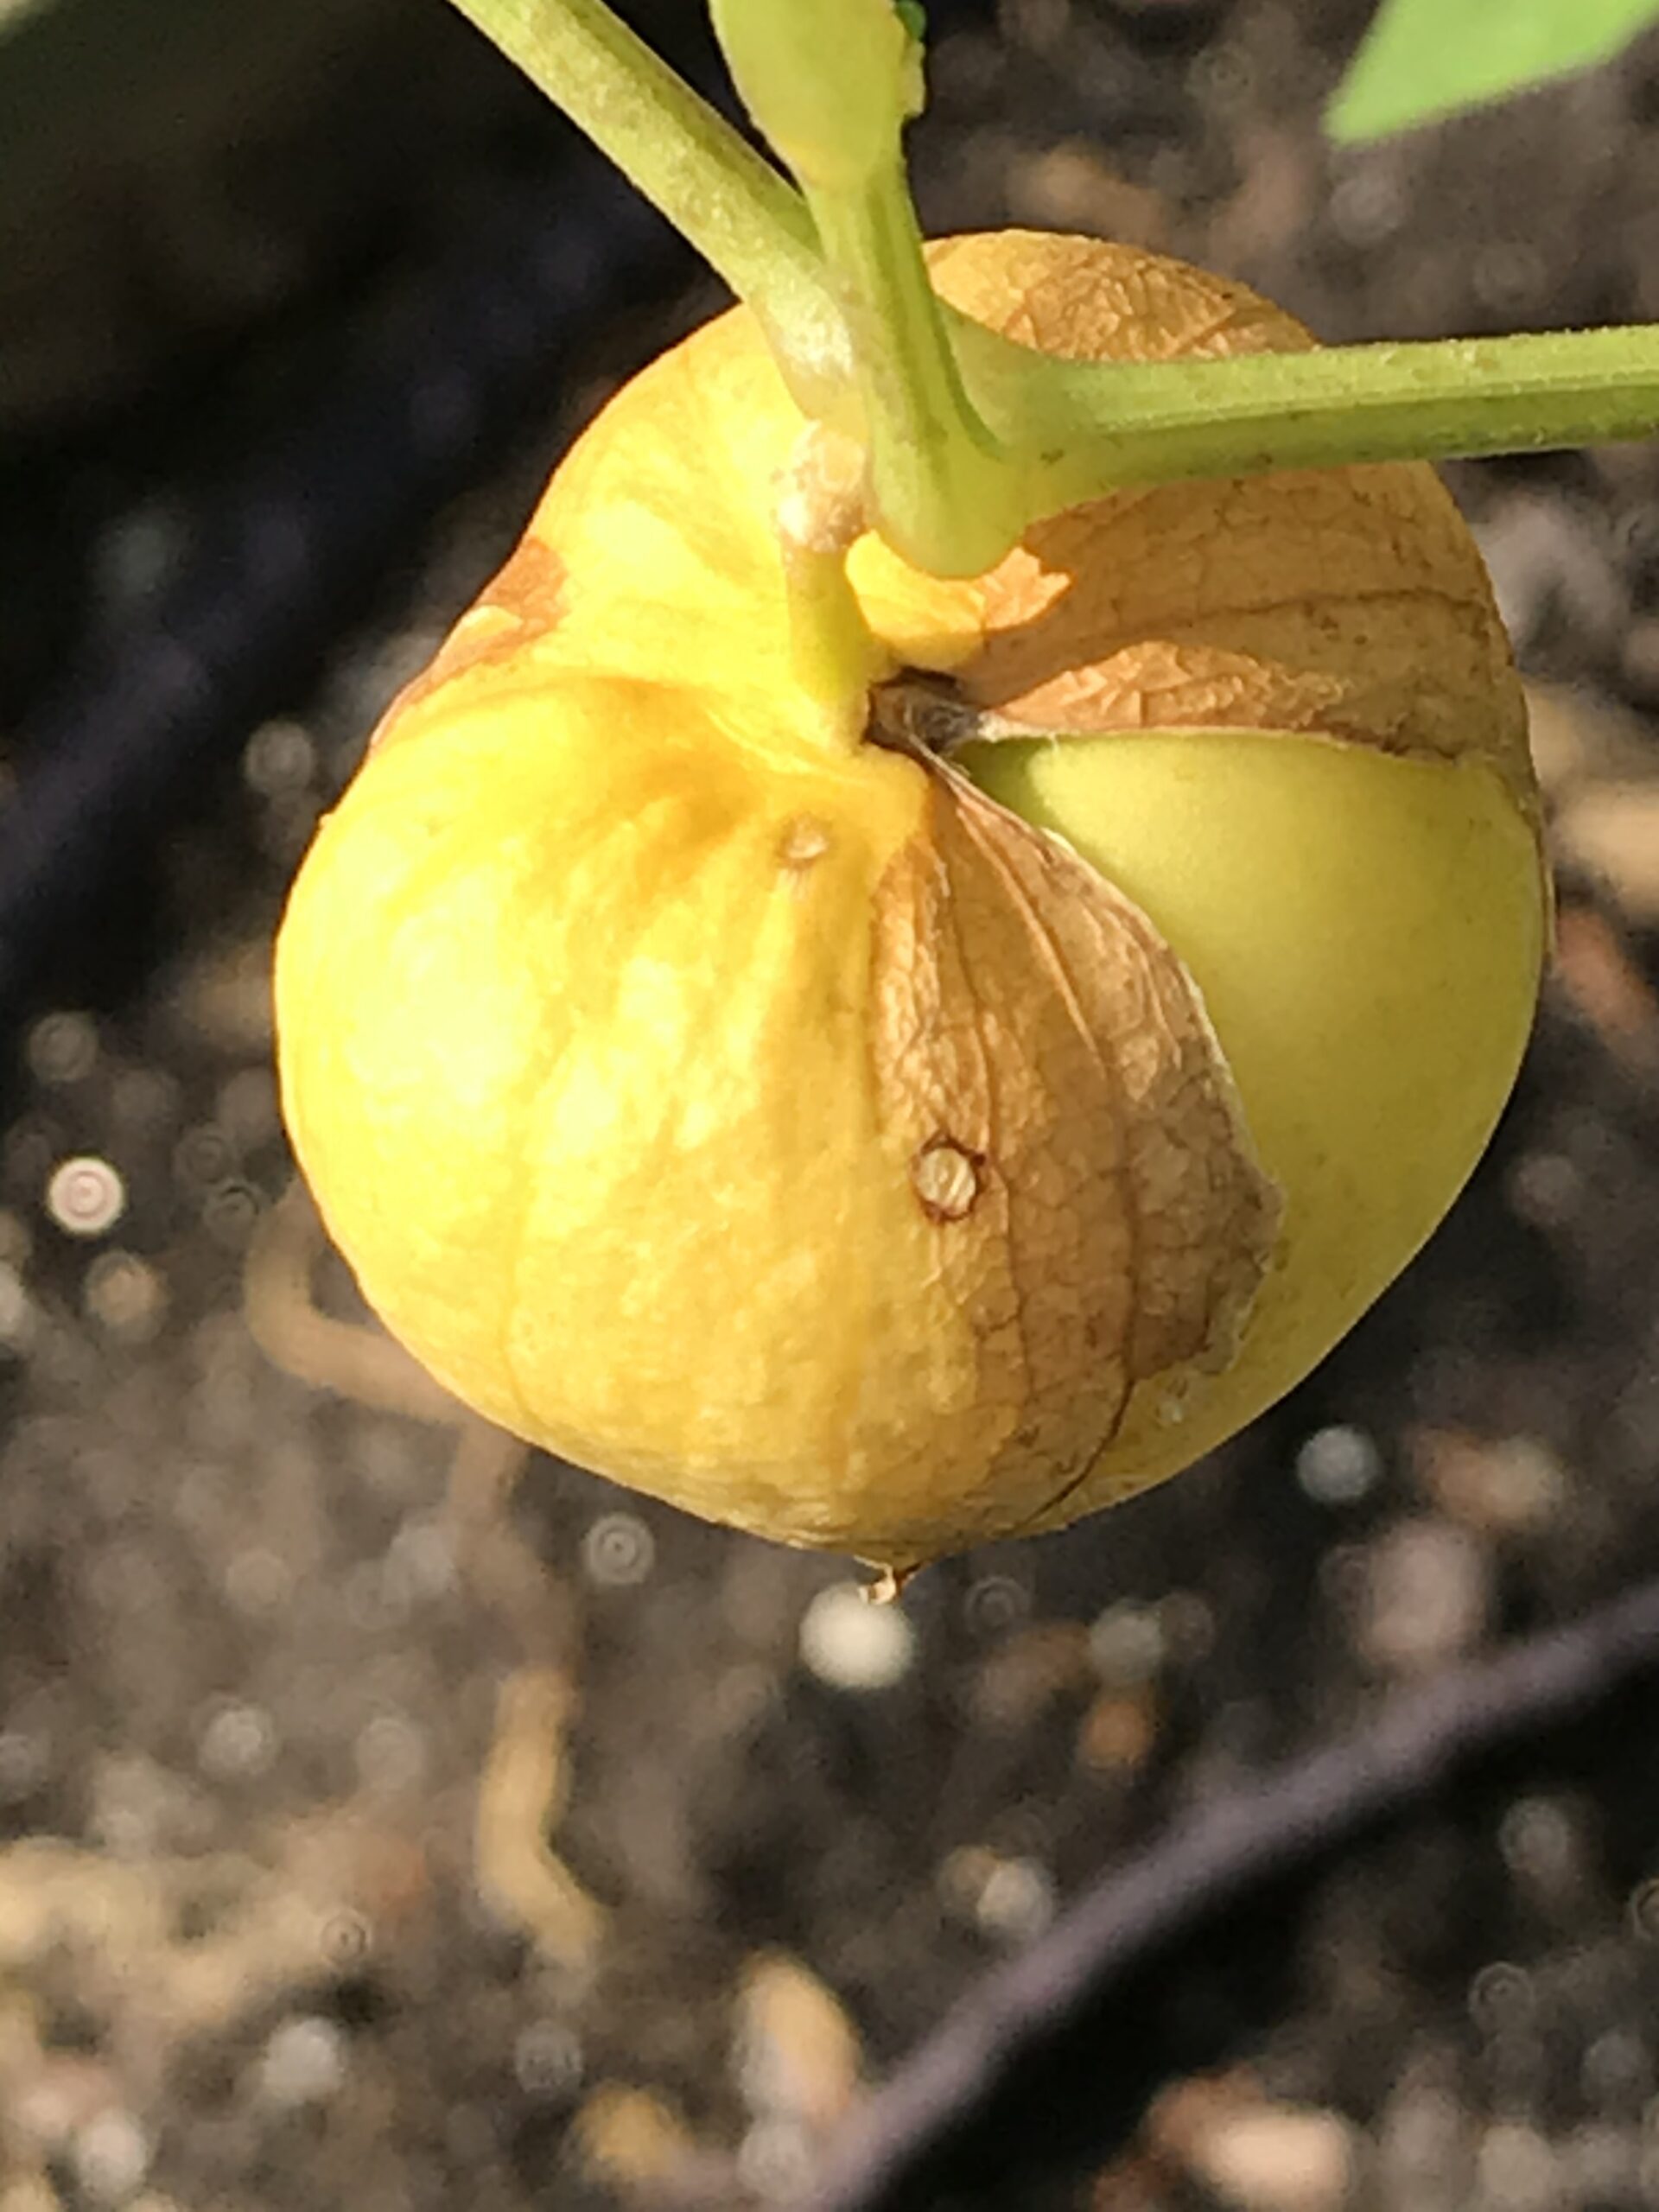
[1327,0,1659,143]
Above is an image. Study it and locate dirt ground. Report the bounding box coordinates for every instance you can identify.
[9,3,1659,2208]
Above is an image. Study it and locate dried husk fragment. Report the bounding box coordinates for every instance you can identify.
[867,723,1281,1536]
[851,235,1536,818]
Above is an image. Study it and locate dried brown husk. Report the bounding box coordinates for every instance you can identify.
[867,236,1537,819]
[831,238,1544,1560]
[866,713,1281,1541]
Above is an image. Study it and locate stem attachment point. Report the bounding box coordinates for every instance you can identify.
[776,428,893,751]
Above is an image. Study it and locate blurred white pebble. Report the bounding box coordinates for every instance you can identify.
[582,1513,656,1587]
[976,1856,1055,1944]
[70,2109,150,2206]
[513,2019,583,2098]
[734,1951,862,2133]
[738,2116,817,2202]
[1296,1425,1383,1507]
[1088,1600,1166,1687]
[244,718,317,796]
[83,1253,168,1343]
[798,1583,915,1692]
[259,2016,348,2108]
[27,1011,99,1086]
[46,1156,125,1237]
[1353,1519,1491,1676]
[1153,2081,1358,2212]
[196,1700,278,1783]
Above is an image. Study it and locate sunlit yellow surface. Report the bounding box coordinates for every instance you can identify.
[276,232,1547,1569]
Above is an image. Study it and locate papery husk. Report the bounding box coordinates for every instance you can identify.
[865,721,1281,1541]
[276,232,1545,1576]
[851,233,1536,818]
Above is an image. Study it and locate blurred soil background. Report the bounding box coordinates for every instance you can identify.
[8,2,1659,2208]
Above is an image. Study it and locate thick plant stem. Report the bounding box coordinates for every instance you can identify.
[802,157,1022,577]
[987,325,1659,523]
[449,0,1659,573]
[775,427,894,750]
[781,540,893,749]
[444,0,851,409]
[714,0,1024,575]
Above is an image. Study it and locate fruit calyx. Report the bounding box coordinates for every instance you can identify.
[856,664,1286,1531]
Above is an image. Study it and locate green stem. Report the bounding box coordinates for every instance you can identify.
[444,0,850,409]
[448,0,1659,572]
[986,326,1659,520]
[712,0,1024,575]
[773,426,895,746]
[781,536,893,746]
[800,156,1023,575]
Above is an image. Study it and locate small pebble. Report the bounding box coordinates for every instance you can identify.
[384,1518,459,1609]
[1553,783,1659,924]
[1328,162,1408,248]
[976,1855,1055,1944]
[798,1583,916,1692]
[1497,1795,1589,1908]
[1088,1601,1166,1687]
[734,1952,862,2132]
[174,1123,234,1190]
[83,1254,168,1344]
[513,2020,583,2099]
[71,2110,150,2206]
[1473,2121,1556,2212]
[259,2016,348,2108]
[1505,1149,1582,1230]
[1376,2082,1471,2204]
[197,1700,278,1783]
[1476,493,1623,662]
[27,1011,99,1086]
[961,1573,1032,1636]
[108,1069,182,1137]
[1158,1591,1216,1664]
[201,1179,263,1250]
[1077,1688,1158,1776]
[738,2116,817,2202]
[1352,1518,1491,1675]
[355,1713,428,1797]
[582,1513,656,1587]
[1295,1425,1383,1508]
[1153,2080,1358,2212]
[46,1157,125,1238]
[244,718,318,796]
[1583,2027,1651,2112]
[1413,1431,1565,1535]
[573,2083,701,2191]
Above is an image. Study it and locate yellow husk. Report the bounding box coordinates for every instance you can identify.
[276,234,1547,1571]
